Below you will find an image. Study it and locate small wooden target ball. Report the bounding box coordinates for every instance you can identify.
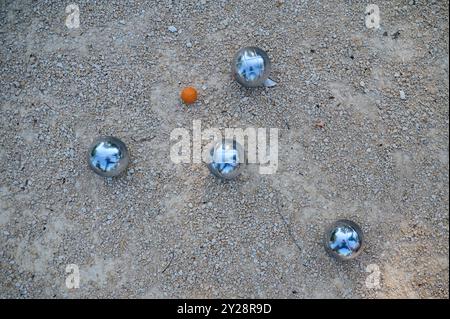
[180,87,198,104]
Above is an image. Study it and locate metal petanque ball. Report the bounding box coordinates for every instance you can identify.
[232,47,272,88]
[207,139,244,180]
[324,220,364,260]
[88,136,129,177]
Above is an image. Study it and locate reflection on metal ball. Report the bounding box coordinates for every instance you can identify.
[207,139,244,180]
[88,136,129,177]
[232,47,272,88]
[324,219,364,260]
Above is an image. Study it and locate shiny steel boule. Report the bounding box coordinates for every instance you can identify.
[207,139,244,180]
[88,136,129,177]
[232,47,272,87]
[324,220,364,260]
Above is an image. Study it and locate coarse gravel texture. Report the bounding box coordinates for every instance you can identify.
[0,0,449,299]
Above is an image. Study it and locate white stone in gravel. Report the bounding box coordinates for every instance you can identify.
[168,26,177,33]
[400,90,406,100]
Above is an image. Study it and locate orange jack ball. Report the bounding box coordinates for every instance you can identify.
[181,87,198,104]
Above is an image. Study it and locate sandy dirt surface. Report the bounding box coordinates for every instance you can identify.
[0,0,448,298]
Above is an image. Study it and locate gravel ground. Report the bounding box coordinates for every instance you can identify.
[0,0,448,299]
